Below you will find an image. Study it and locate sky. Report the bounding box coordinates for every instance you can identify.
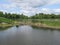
[0,0,60,16]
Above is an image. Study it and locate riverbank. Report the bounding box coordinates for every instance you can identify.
[14,21,60,30]
[0,21,20,28]
[0,23,13,28]
[0,20,60,30]
[31,23,60,30]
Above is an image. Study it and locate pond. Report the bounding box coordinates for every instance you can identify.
[0,25,60,45]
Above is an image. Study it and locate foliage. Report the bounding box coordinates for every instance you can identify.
[0,11,28,20]
[30,13,60,19]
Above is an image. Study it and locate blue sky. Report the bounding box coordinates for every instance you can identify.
[0,0,60,16]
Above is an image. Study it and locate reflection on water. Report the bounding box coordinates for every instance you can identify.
[0,25,60,45]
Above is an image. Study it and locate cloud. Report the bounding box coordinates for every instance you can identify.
[8,0,60,7]
[8,0,48,7]
[0,0,60,16]
[40,8,60,14]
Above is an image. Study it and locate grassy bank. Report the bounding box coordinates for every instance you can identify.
[18,19,60,30]
[31,23,60,30]
[30,19,60,30]
[0,17,14,28]
[0,18,60,30]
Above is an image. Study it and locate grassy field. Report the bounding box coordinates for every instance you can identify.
[29,19,60,27]
[0,17,13,23]
[0,17,14,28]
[0,17,21,28]
[43,21,60,27]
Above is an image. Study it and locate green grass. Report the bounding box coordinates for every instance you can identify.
[0,17,13,24]
[0,18,60,27]
[43,21,60,27]
[30,19,60,27]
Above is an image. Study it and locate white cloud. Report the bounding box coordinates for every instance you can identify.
[53,9,60,12]
[0,0,60,16]
[8,0,60,6]
[40,8,60,14]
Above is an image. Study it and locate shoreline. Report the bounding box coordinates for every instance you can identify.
[0,24,13,28]
[31,23,60,30]
[19,22,60,30]
[0,22,60,30]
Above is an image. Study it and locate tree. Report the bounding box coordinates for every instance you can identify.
[0,11,4,17]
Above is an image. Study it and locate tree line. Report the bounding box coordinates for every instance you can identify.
[30,13,60,19]
[0,11,28,20]
[0,11,60,19]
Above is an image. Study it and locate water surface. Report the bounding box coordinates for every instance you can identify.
[0,25,60,45]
